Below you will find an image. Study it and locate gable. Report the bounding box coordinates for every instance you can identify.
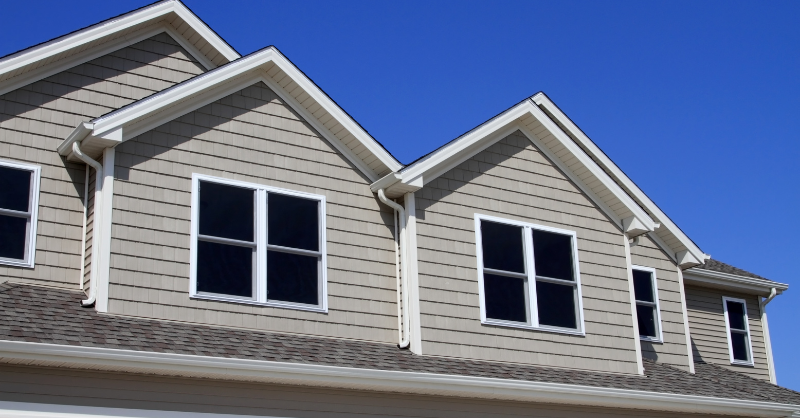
[0,0,238,97]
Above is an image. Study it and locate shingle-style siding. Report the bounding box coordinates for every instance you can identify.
[0,32,206,288]
[0,365,730,418]
[629,235,691,371]
[414,130,640,374]
[82,167,95,291]
[685,285,770,380]
[109,81,399,343]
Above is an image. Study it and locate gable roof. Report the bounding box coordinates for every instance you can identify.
[1,283,798,416]
[57,45,402,182]
[0,0,239,97]
[371,93,707,268]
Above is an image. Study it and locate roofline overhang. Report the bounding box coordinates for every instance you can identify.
[0,340,795,417]
[0,0,239,78]
[57,46,401,181]
[683,268,789,297]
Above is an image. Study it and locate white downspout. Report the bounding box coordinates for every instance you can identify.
[378,189,410,349]
[79,165,89,290]
[760,287,778,384]
[72,141,103,307]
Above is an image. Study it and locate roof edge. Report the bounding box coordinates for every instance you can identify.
[0,340,795,416]
[683,268,789,296]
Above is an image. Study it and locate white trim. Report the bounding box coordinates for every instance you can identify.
[761,305,777,383]
[722,296,755,367]
[0,0,238,96]
[0,401,281,418]
[474,213,586,336]
[531,94,707,264]
[683,268,788,296]
[96,148,115,313]
[622,235,645,375]
[189,173,328,313]
[631,265,664,343]
[0,340,795,417]
[0,159,41,269]
[404,192,423,354]
[675,266,696,373]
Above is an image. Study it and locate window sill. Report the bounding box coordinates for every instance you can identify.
[0,258,34,269]
[639,336,663,343]
[730,360,755,367]
[482,319,585,337]
[191,293,328,314]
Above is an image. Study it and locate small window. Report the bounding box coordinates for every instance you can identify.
[0,160,40,268]
[475,214,584,335]
[723,297,753,365]
[631,267,662,342]
[190,174,327,312]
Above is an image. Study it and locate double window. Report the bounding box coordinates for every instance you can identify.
[631,266,663,342]
[722,296,754,365]
[190,174,327,312]
[0,160,40,268]
[475,214,584,335]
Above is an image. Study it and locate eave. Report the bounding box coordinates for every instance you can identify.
[58,46,402,182]
[683,268,789,297]
[0,0,240,97]
[0,340,795,418]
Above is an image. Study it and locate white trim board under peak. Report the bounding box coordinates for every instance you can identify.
[58,47,401,182]
[0,340,795,417]
[0,0,239,97]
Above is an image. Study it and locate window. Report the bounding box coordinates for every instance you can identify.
[475,214,584,335]
[722,297,753,365]
[631,266,663,342]
[190,174,327,312]
[0,160,40,268]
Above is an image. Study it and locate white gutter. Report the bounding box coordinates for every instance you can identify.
[71,141,103,307]
[0,340,795,417]
[377,189,410,349]
[683,268,788,296]
[761,287,778,384]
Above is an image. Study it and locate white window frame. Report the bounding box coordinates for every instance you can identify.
[631,265,664,343]
[0,159,41,269]
[474,214,585,336]
[189,173,328,313]
[722,296,754,366]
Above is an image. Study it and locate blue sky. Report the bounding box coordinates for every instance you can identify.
[2,0,798,389]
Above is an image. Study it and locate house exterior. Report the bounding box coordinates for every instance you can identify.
[0,1,797,417]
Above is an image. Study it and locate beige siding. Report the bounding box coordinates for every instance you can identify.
[109,82,399,343]
[685,285,770,380]
[82,167,96,291]
[0,364,729,418]
[0,32,206,288]
[629,235,691,371]
[415,130,639,374]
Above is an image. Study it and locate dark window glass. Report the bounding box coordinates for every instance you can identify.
[267,251,318,305]
[637,304,657,337]
[199,181,254,242]
[0,215,27,259]
[730,332,749,361]
[632,270,654,302]
[726,301,746,330]
[196,241,253,297]
[531,230,573,281]
[536,281,577,328]
[0,166,31,212]
[481,221,524,273]
[483,273,527,322]
[268,193,318,251]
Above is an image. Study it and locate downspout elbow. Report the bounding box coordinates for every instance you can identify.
[377,189,411,349]
[72,141,102,307]
[761,287,777,308]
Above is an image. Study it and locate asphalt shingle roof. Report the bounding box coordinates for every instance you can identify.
[693,259,768,280]
[1,282,798,406]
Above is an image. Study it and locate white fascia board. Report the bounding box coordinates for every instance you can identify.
[0,1,237,80]
[532,93,707,263]
[398,100,655,231]
[683,269,788,296]
[0,340,795,417]
[0,401,275,418]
